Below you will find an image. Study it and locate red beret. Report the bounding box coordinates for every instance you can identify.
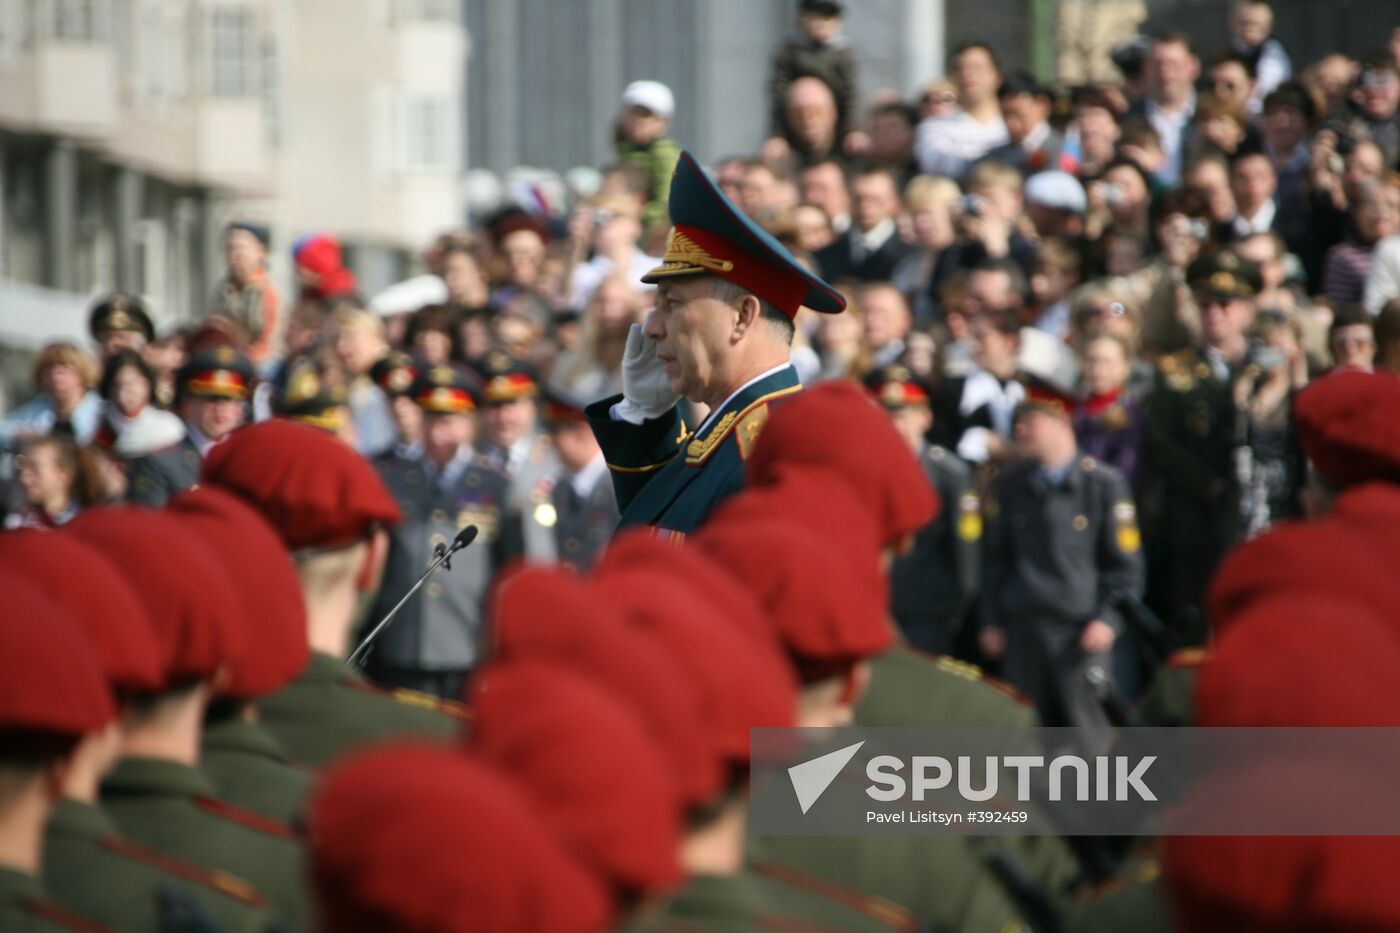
[202,420,402,550]
[1294,369,1400,489]
[707,466,885,582]
[1196,593,1400,727]
[310,742,614,933]
[593,565,797,767]
[488,565,721,807]
[595,528,786,662]
[67,508,245,685]
[1206,504,1400,636]
[0,570,114,736]
[169,487,310,699]
[0,531,163,694]
[746,381,938,546]
[1165,783,1400,932]
[696,515,892,682]
[466,661,682,899]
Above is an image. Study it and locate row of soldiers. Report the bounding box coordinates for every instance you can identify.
[4,352,1399,930]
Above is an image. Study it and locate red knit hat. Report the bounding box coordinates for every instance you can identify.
[1294,369,1400,489]
[0,570,114,736]
[169,487,310,699]
[746,380,938,546]
[202,420,402,550]
[593,567,797,767]
[466,661,682,900]
[488,565,721,807]
[696,515,892,682]
[0,530,163,694]
[67,508,245,684]
[310,742,614,933]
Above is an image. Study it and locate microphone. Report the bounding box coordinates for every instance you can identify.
[346,524,480,669]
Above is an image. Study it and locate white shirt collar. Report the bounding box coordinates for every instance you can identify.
[1021,122,1052,152]
[1233,199,1277,236]
[856,218,897,252]
[569,453,609,499]
[696,363,793,435]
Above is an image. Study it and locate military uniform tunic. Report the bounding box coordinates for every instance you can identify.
[42,798,279,933]
[367,448,522,695]
[256,651,466,769]
[587,366,801,537]
[982,456,1145,732]
[632,869,913,933]
[200,713,314,826]
[99,757,308,930]
[0,867,113,933]
[126,436,202,507]
[888,444,981,654]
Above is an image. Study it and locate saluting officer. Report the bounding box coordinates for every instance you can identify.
[864,364,982,655]
[586,150,846,539]
[127,344,252,507]
[979,382,1145,735]
[367,365,522,699]
[527,387,619,570]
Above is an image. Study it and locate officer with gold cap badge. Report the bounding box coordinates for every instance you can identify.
[474,353,560,561]
[1145,249,1275,644]
[366,364,522,700]
[88,293,155,361]
[864,364,981,655]
[126,344,253,506]
[586,150,846,539]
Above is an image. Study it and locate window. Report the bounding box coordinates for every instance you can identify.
[206,6,254,98]
[38,0,107,41]
[391,0,458,25]
[261,34,280,146]
[398,93,457,172]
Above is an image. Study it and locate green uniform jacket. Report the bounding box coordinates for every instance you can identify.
[255,651,468,769]
[586,366,801,536]
[99,758,307,930]
[630,869,911,933]
[201,714,314,827]
[42,798,279,933]
[1065,852,1174,933]
[1135,649,1208,727]
[752,644,1081,928]
[0,866,114,933]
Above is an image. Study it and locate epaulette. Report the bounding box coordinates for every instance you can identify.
[1078,847,1162,901]
[193,796,296,841]
[99,836,268,907]
[734,403,771,461]
[931,655,1034,708]
[1166,647,1211,669]
[753,860,917,931]
[24,896,116,933]
[340,677,473,721]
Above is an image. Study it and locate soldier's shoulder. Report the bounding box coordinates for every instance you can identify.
[97,836,269,908]
[191,797,296,843]
[749,860,918,932]
[926,653,1036,711]
[344,677,473,726]
[1081,456,1128,486]
[12,896,117,933]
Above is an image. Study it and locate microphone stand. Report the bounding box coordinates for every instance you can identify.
[346,525,479,669]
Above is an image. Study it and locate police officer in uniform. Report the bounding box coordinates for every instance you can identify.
[367,365,522,699]
[127,345,252,507]
[475,353,561,561]
[979,381,1145,735]
[586,150,847,538]
[864,364,981,655]
[1145,250,1265,643]
[529,388,619,570]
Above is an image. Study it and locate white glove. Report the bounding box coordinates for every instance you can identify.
[616,321,680,423]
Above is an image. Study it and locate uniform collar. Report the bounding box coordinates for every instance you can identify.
[102,757,219,800]
[202,714,293,764]
[47,797,120,840]
[568,453,609,499]
[662,872,768,925]
[694,364,797,437]
[295,650,356,685]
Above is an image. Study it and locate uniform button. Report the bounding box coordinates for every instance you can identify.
[1072,515,1089,531]
[426,582,442,598]
[431,509,447,524]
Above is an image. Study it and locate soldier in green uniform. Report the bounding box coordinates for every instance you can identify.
[1144,250,1266,643]
[0,531,280,933]
[67,509,310,929]
[0,574,120,933]
[865,364,982,655]
[168,487,314,826]
[586,150,847,539]
[201,420,467,768]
